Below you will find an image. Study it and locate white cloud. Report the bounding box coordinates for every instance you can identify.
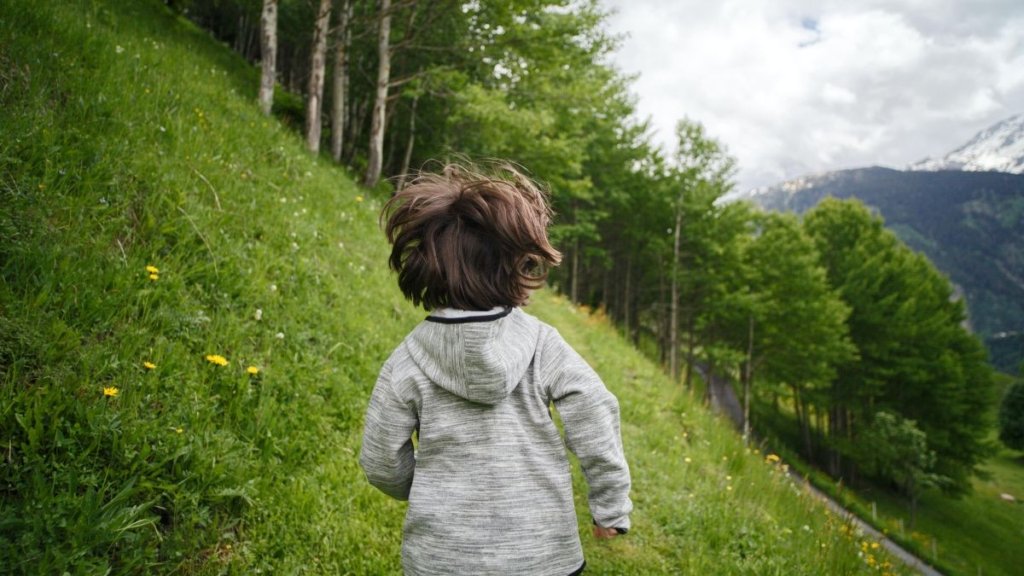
[602,0,1024,189]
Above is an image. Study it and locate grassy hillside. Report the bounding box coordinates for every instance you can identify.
[1,0,908,573]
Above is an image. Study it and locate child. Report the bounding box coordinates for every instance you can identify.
[360,162,632,576]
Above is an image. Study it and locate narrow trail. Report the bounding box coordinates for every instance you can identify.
[698,365,944,576]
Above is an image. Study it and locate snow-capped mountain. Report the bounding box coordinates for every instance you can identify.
[909,113,1024,174]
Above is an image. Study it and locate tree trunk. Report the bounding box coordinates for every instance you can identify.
[395,94,419,191]
[669,209,682,382]
[258,0,278,116]
[330,0,353,162]
[658,271,666,365]
[305,0,332,153]
[364,0,393,187]
[571,234,580,303]
[684,315,695,390]
[743,315,754,443]
[624,253,632,341]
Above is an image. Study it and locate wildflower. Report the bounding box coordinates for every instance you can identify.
[355,195,364,203]
[205,354,229,366]
[149,273,159,281]
[146,265,160,274]
[103,386,119,397]
[275,332,284,340]
[175,427,184,434]
[254,308,263,321]
[247,366,260,375]
[684,457,692,463]
[765,453,781,464]
[115,45,125,54]
[143,361,157,370]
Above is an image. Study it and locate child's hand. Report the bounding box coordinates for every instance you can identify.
[592,525,621,539]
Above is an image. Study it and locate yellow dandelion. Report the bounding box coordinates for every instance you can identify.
[205,354,229,366]
[355,195,364,202]
[143,361,156,370]
[149,273,159,281]
[684,457,692,463]
[103,386,119,397]
[765,453,781,464]
[246,366,260,375]
[175,427,184,434]
[146,265,160,274]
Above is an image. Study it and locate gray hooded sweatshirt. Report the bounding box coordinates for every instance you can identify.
[360,307,632,576]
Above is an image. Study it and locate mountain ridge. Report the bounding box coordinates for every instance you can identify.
[909,113,1024,174]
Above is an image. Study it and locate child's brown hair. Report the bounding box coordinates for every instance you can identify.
[382,162,562,311]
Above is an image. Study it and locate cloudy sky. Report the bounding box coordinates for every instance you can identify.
[600,0,1024,191]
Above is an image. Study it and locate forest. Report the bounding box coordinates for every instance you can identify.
[182,0,999,500]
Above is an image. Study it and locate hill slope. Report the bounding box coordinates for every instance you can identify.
[0,0,906,573]
[742,166,1024,372]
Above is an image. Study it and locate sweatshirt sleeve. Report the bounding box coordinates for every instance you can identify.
[359,361,418,501]
[544,331,633,531]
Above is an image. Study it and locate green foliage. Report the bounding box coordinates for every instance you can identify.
[802,198,997,494]
[998,381,1024,450]
[858,412,947,506]
[751,166,1024,372]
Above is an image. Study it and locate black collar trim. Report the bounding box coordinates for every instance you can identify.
[425,307,513,324]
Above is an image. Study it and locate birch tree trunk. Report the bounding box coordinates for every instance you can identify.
[258,0,278,116]
[364,0,392,187]
[669,209,682,382]
[305,0,332,153]
[330,0,353,162]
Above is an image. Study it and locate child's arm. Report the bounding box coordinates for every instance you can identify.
[545,332,632,534]
[359,363,418,500]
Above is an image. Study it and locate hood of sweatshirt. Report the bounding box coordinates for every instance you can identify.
[404,307,540,405]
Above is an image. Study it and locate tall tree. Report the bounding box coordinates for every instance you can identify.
[363,0,392,187]
[668,119,735,385]
[258,0,278,115]
[305,0,332,152]
[330,0,354,162]
[734,212,854,454]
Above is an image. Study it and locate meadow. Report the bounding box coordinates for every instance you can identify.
[1,0,910,573]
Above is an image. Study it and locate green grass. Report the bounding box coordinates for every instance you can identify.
[752,401,1024,576]
[1,0,911,573]
[852,447,1024,576]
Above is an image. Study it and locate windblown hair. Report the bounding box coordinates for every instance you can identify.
[382,162,562,311]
